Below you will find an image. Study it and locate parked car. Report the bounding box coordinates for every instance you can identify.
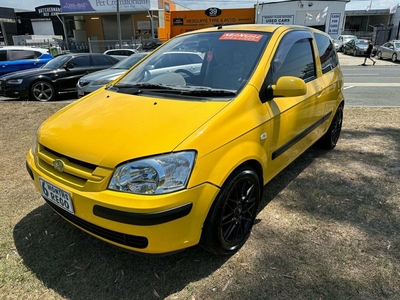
[143,51,204,82]
[103,48,139,60]
[333,39,339,51]
[0,46,53,76]
[77,52,148,97]
[377,40,400,62]
[0,53,119,101]
[26,24,344,256]
[343,39,369,56]
[336,35,357,52]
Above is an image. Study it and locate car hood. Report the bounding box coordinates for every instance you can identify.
[38,91,229,168]
[81,68,127,82]
[0,67,54,79]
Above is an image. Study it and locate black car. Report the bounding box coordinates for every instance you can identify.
[343,39,369,56]
[0,53,119,101]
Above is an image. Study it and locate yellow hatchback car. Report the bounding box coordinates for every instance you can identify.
[26,24,344,256]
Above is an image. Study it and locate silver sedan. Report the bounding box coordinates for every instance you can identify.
[377,40,400,62]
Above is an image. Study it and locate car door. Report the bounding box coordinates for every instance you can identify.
[382,42,392,59]
[56,55,91,92]
[263,30,326,179]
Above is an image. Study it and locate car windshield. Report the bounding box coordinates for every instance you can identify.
[356,40,368,45]
[41,55,71,69]
[344,36,356,42]
[112,31,271,99]
[111,53,147,69]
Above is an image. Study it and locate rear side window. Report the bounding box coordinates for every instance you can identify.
[185,53,202,63]
[9,50,37,60]
[314,33,339,74]
[92,55,115,66]
[272,38,316,82]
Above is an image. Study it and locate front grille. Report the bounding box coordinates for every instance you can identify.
[46,200,149,249]
[37,145,104,187]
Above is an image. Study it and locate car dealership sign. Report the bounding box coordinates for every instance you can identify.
[262,15,294,25]
[59,0,158,13]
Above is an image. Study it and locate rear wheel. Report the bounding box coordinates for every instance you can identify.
[200,168,261,256]
[392,53,398,62]
[319,103,343,149]
[31,81,55,102]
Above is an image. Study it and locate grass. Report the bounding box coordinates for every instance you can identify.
[0,101,399,299]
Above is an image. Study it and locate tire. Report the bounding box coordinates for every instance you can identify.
[31,81,55,102]
[392,53,397,62]
[200,168,261,256]
[377,51,383,59]
[353,50,357,57]
[319,103,343,149]
[343,48,346,55]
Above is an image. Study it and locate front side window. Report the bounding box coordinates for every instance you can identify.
[69,56,90,68]
[272,35,316,83]
[314,33,338,74]
[0,50,6,61]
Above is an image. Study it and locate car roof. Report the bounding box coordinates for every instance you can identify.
[0,46,50,53]
[177,24,331,38]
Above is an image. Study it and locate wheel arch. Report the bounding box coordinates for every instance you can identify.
[29,77,58,94]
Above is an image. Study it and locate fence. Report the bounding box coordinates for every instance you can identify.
[342,26,400,46]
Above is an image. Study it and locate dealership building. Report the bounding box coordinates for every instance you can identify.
[0,0,399,49]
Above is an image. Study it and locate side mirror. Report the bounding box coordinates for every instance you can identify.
[272,76,307,97]
[65,62,75,69]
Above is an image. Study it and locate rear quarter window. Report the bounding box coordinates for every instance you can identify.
[314,33,339,74]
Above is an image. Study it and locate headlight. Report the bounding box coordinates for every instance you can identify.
[91,79,113,86]
[7,79,23,84]
[108,151,196,195]
[31,126,40,156]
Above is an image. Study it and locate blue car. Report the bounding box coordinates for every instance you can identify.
[0,46,53,76]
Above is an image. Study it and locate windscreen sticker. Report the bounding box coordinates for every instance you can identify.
[219,33,263,42]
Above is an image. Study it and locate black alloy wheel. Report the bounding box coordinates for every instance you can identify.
[31,81,55,102]
[200,168,261,256]
[319,103,343,149]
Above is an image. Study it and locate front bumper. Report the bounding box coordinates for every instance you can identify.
[26,150,220,255]
[0,80,30,98]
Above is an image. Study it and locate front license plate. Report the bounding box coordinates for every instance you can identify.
[77,89,84,96]
[39,178,75,214]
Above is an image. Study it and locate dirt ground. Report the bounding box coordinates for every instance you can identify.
[0,102,399,300]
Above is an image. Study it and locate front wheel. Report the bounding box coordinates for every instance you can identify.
[200,168,261,256]
[377,51,383,59]
[31,81,55,102]
[392,53,398,62]
[319,103,343,149]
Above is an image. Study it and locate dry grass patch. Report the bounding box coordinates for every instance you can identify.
[0,101,399,299]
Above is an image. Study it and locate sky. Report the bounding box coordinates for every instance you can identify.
[1,0,399,11]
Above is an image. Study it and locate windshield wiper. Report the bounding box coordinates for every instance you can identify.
[110,83,237,97]
[180,88,237,97]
